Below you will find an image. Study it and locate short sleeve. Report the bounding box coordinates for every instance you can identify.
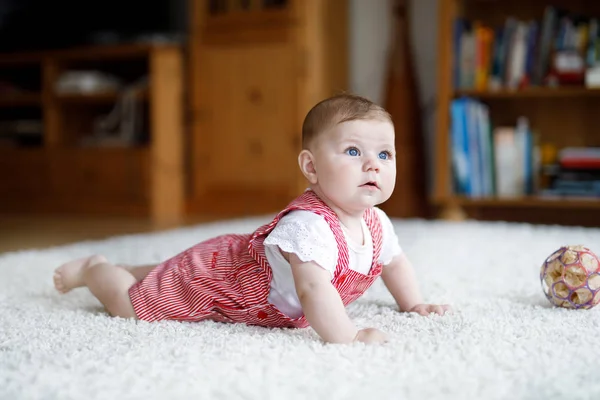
[263,210,338,276]
[374,207,403,265]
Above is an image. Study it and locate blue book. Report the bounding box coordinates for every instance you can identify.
[450,98,471,195]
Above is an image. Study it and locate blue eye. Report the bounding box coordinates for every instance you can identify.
[379,151,391,160]
[346,147,360,156]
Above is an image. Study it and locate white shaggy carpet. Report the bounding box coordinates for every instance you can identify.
[2,216,600,400]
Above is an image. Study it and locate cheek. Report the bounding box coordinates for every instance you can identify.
[382,164,396,179]
[320,157,355,174]
[322,167,355,188]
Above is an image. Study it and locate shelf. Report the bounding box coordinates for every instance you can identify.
[0,93,41,107]
[0,145,149,155]
[454,87,600,99]
[52,43,180,61]
[435,0,600,226]
[55,89,148,104]
[0,43,181,65]
[451,196,600,209]
[0,53,43,66]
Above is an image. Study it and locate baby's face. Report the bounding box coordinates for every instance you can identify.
[310,118,396,213]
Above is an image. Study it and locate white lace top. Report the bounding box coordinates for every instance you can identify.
[263,208,403,318]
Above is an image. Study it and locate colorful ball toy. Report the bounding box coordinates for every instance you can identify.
[540,245,600,309]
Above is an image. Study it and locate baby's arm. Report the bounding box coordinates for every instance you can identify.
[287,252,387,344]
[381,252,452,315]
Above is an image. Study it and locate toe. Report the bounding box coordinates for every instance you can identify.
[53,273,65,291]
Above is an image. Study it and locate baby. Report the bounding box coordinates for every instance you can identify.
[53,93,452,344]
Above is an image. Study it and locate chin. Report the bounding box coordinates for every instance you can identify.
[363,193,385,203]
[356,199,381,210]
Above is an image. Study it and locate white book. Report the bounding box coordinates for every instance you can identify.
[506,22,528,89]
[494,127,522,197]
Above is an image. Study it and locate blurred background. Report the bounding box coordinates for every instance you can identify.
[1,0,599,252]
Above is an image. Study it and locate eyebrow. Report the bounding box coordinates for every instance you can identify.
[338,137,394,148]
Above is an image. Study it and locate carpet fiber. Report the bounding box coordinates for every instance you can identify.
[2,216,600,400]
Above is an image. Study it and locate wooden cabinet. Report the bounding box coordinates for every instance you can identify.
[187,0,348,217]
[0,44,184,227]
[193,44,298,188]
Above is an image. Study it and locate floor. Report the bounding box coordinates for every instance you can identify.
[0,213,218,253]
[6,217,598,399]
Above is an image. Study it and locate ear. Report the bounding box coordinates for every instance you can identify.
[298,149,318,184]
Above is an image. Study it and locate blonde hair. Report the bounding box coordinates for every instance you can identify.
[301,93,393,148]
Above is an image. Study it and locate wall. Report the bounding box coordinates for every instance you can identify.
[349,0,438,193]
[349,0,393,104]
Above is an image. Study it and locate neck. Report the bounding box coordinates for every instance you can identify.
[308,185,364,230]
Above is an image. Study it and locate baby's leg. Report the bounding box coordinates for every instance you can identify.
[53,255,138,319]
[54,257,156,291]
[123,264,156,282]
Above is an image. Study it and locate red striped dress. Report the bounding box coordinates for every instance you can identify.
[128,189,384,328]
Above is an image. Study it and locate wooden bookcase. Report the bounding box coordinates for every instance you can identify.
[434,0,600,226]
[0,43,184,227]
[187,0,348,218]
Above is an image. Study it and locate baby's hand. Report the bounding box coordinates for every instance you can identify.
[353,327,389,344]
[408,304,453,316]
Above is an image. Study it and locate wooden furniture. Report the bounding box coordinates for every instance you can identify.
[0,44,184,228]
[187,0,348,218]
[435,0,600,226]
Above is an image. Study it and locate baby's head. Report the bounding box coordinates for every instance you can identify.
[301,93,393,149]
[298,93,396,215]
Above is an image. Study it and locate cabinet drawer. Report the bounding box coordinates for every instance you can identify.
[48,148,150,202]
[0,149,50,196]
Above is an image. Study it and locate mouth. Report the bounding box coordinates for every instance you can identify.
[360,181,379,189]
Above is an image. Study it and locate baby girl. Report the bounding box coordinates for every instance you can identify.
[53,93,452,344]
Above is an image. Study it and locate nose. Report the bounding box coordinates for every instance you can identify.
[363,155,380,172]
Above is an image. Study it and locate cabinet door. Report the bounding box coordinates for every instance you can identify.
[191,43,299,216]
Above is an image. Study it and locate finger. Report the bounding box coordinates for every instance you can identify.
[433,305,444,315]
[418,308,429,316]
[442,305,454,314]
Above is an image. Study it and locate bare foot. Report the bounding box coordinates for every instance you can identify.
[53,254,108,294]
